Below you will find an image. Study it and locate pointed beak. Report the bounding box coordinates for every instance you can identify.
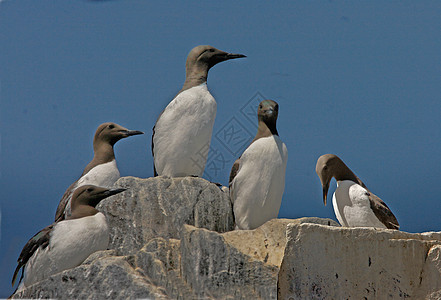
[265,108,274,115]
[322,183,329,206]
[210,50,246,67]
[121,130,144,137]
[103,188,127,198]
[225,53,246,60]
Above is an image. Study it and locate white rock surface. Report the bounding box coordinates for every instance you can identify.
[278,223,441,299]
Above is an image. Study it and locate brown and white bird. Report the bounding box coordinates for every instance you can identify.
[316,154,399,229]
[229,100,288,230]
[152,45,245,177]
[54,122,143,222]
[12,185,126,292]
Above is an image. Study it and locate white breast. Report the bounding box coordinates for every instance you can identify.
[231,136,288,230]
[64,160,120,217]
[333,180,386,228]
[20,213,109,289]
[76,160,120,188]
[153,83,217,177]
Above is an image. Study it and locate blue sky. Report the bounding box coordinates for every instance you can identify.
[1,1,440,296]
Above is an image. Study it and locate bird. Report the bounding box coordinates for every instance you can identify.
[229,100,288,230]
[152,45,246,177]
[12,185,126,291]
[316,154,399,229]
[54,122,143,222]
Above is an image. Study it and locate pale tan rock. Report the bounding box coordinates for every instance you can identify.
[418,244,441,299]
[223,217,339,267]
[180,217,338,299]
[180,224,280,299]
[135,237,197,299]
[278,223,441,299]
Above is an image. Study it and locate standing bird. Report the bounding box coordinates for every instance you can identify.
[12,185,126,291]
[152,45,246,177]
[229,100,288,230]
[54,122,143,222]
[316,154,399,229]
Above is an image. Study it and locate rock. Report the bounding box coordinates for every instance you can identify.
[12,176,441,299]
[221,217,338,268]
[13,251,168,299]
[98,176,234,255]
[278,223,441,299]
[180,218,337,300]
[419,244,441,299]
[135,237,197,299]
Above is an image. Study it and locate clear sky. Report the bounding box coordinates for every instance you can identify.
[1,1,440,296]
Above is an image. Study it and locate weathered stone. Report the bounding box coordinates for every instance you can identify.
[98,176,234,255]
[180,218,338,300]
[222,217,338,267]
[278,223,441,299]
[12,176,441,299]
[181,224,278,299]
[13,251,168,299]
[135,238,197,299]
[418,244,441,299]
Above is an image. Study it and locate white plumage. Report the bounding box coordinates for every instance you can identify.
[19,213,109,290]
[316,154,399,230]
[64,160,120,217]
[76,160,120,187]
[231,135,288,230]
[153,83,217,177]
[333,180,386,228]
[55,122,143,222]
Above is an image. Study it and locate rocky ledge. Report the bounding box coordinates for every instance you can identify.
[13,176,441,299]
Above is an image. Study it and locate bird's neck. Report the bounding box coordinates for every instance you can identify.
[82,142,115,175]
[68,205,99,220]
[251,120,278,143]
[180,65,209,92]
[334,163,366,188]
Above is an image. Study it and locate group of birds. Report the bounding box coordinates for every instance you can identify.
[11,45,399,294]
[12,123,144,292]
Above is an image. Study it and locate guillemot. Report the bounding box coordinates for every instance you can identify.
[152,45,245,177]
[54,122,143,222]
[229,100,288,230]
[316,154,399,229]
[12,185,126,291]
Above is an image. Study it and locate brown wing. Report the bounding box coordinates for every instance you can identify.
[12,223,54,286]
[228,158,240,221]
[229,158,241,186]
[54,180,77,222]
[368,192,399,230]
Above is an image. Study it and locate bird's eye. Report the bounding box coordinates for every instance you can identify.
[275,105,279,110]
[108,124,115,129]
[87,188,94,192]
[259,105,262,109]
[323,165,328,170]
[209,48,215,52]
[365,192,370,196]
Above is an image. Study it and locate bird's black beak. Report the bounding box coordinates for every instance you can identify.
[322,183,329,206]
[121,130,144,137]
[265,108,274,115]
[103,188,127,198]
[209,50,246,67]
[225,53,246,60]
